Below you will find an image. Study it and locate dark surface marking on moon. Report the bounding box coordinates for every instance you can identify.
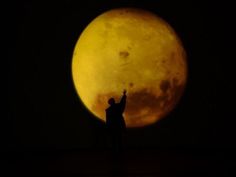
[125,89,171,125]
[129,82,134,88]
[92,78,185,127]
[170,78,184,105]
[119,51,129,58]
[160,80,171,93]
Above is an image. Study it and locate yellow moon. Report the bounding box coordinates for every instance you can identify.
[72,8,187,128]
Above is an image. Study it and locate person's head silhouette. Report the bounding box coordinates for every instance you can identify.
[108,98,115,106]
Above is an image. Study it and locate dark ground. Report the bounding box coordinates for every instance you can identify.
[4,148,234,177]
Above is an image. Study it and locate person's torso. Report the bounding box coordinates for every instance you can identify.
[106,104,125,128]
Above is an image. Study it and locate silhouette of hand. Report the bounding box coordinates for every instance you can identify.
[123,89,127,95]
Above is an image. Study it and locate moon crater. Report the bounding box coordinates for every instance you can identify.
[119,51,130,58]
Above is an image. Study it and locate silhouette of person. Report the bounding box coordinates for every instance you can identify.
[106,90,127,153]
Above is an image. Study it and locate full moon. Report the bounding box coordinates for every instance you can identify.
[72,8,187,127]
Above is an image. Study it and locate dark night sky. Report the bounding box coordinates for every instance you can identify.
[7,0,235,150]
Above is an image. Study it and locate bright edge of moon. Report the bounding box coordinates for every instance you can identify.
[72,8,187,128]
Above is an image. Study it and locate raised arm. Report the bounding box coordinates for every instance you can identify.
[119,90,127,113]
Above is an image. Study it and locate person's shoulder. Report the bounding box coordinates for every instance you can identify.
[106,107,111,111]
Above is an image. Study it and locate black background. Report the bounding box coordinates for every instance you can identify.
[6,0,235,176]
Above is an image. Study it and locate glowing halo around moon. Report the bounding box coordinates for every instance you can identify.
[72,8,187,128]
